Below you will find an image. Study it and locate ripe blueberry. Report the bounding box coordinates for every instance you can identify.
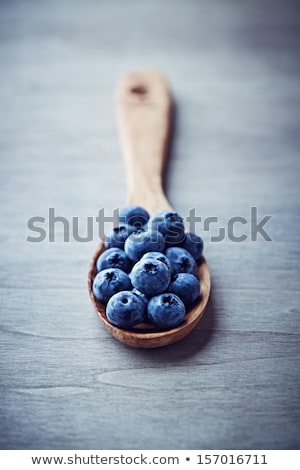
[148,210,185,246]
[140,251,172,271]
[92,268,131,304]
[169,272,200,309]
[96,247,132,273]
[106,291,147,329]
[147,293,186,329]
[104,224,135,250]
[130,258,171,296]
[118,205,149,229]
[165,247,198,277]
[181,232,204,261]
[124,229,165,263]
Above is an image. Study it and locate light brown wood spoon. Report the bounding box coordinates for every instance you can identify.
[88,69,211,348]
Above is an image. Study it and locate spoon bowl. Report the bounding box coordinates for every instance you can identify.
[88,241,210,348]
[88,69,211,348]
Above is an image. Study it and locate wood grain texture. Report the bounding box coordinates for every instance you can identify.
[0,0,300,450]
[117,69,172,212]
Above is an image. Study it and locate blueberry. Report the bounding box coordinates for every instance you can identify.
[132,288,149,305]
[124,229,165,263]
[104,224,135,250]
[118,205,150,229]
[165,247,198,277]
[147,293,185,329]
[130,258,171,296]
[106,291,147,329]
[181,232,204,261]
[96,247,131,273]
[140,251,172,271]
[92,268,131,304]
[169,273,200,309]
[148,210,185,246]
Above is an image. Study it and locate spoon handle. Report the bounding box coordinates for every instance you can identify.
[116,69,173,215]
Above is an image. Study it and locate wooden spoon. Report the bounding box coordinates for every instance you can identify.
[88,69,211,348]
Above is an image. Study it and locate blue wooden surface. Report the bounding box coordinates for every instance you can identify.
[0,0,299,450]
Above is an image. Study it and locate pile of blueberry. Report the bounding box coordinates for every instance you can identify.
[92,206,203,331]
